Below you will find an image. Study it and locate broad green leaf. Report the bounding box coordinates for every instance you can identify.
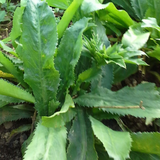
[89,116,131,160]
[98,3,134,29]
[131,0,148,20]
[122,24,150,50]
[55,17,89,97]
[0,51,26,87]
[145,0,160,25]
[24,121,67,160]
[67,109,98,160]
[42,93,75,128]
[110,0,136,19]
[142,17,160,32]
[0,106,32,125]
[0,79,35,103]
[131,132,160,155]
[46,0,69,9]
[81,1,134,29]
[18,0,59,116]
[0,10,5,22]
[147,45,160,61]
[130,152,160,160]
[75,83,160,118]
[0,41,18,57]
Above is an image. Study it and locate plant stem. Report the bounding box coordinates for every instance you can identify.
[57,0,84,39]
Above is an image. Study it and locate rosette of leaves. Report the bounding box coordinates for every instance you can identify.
[0,0,160,159]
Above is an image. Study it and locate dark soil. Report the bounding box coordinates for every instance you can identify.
[0,119,31,160]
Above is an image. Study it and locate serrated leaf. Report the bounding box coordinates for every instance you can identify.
[42,93,75,128]
[0,51,26,87]
[67,109,98,160]
[0,106,32,125]
[89,116,131,160]
[18,0,60,116]
[0,95,24,106]
[0,41,18,57]
[122,24,150,50]
[91,64,114,90]
[55,17,89,97]
[0,79,35,103]
[131,132,160,155]
[75,83,160,118]
[24,121,67,160]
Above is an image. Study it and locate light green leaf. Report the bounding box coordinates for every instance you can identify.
[142,17,160,32]
[89,116,131,160]
[24,121,67,160]
[42,93,75,128]
[67,109,98,160]
[0,0,6,4]
[18,0,60,116]
[147,45,160,61]
[46,0,69,9]
[10,7,24,45]
[122,24,150,50]
[0,79,35,103]
[81,1,134,29]
[55,17,89,97]
[75,83,160,118]
[110,0,136,18]
[131,132,160,155]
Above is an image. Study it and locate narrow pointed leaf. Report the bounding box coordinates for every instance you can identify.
[0,106,32,125]
[24,121,67,160]
[67,109,98,160]
[75,83,160,118]
[89,116,131,160]
[0,79,35,103]
[55,17,89,95]
[18,0,59,116]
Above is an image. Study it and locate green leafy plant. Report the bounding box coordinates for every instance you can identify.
[0,0,160,159]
